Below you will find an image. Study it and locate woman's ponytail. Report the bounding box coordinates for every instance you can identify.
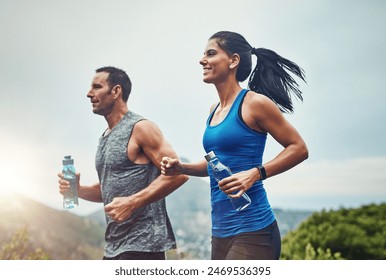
[249,48,306,113]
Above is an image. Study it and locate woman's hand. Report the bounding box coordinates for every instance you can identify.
[218,168,259,198]
[160,157,184,176]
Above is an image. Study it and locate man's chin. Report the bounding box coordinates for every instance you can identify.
[92,108,103,115]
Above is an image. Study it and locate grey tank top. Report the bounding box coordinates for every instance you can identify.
[95,111,176,257]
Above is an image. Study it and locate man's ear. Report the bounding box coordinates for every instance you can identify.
[112,85,122,99]
[229,53,240,70]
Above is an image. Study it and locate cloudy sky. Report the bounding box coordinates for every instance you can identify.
[0,0,385,216]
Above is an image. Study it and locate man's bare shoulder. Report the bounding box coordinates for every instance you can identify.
[133,119,161,133]
[131,119,164,146]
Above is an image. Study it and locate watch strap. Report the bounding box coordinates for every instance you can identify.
[256,165,267,180]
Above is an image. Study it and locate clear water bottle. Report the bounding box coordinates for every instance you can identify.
[205,151,251,211]
[62,155,79,209]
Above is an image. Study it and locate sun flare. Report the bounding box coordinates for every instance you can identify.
[0,152,32,195]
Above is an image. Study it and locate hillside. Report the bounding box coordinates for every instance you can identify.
[0,192,105,260]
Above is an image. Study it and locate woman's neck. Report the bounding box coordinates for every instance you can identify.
[215,81,242,107]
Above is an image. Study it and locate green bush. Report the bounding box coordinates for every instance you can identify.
[281,203,386,260]
[0,227,49,260]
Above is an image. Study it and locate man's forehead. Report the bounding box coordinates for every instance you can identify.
[92,71,109,83]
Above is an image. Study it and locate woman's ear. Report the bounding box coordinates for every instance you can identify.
[229,53,240,70]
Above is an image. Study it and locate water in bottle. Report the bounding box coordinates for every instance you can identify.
[62,155,79,209]
[205,151,251,211]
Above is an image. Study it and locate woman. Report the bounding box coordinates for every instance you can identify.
[161,31,308,260]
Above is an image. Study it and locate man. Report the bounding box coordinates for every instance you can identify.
[58,66,188,260]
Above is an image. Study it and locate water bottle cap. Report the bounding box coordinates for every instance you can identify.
[62,155,74,165]
[204,151,216,162]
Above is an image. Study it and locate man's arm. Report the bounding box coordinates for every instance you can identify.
[58,173,103,203]
[104,120,188,223]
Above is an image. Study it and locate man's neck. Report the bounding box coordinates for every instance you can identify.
[105,106,129,130]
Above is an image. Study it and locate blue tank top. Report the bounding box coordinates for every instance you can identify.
[202,89,276,238]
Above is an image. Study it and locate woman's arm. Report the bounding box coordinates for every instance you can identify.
[160,157,208,177]
[249,93,309,178]
[219,92,308,197]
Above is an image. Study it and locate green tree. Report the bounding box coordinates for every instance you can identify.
[0,227,50,260]
[281,203,386,260]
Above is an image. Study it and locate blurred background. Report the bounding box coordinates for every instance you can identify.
[0,0,385,260]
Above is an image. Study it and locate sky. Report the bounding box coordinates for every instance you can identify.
[0,0,385,216]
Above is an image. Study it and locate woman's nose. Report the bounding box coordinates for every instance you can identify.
[199,57,206,66]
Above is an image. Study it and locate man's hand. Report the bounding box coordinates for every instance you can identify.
[104,196,136,223]
[57,172,80,196]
